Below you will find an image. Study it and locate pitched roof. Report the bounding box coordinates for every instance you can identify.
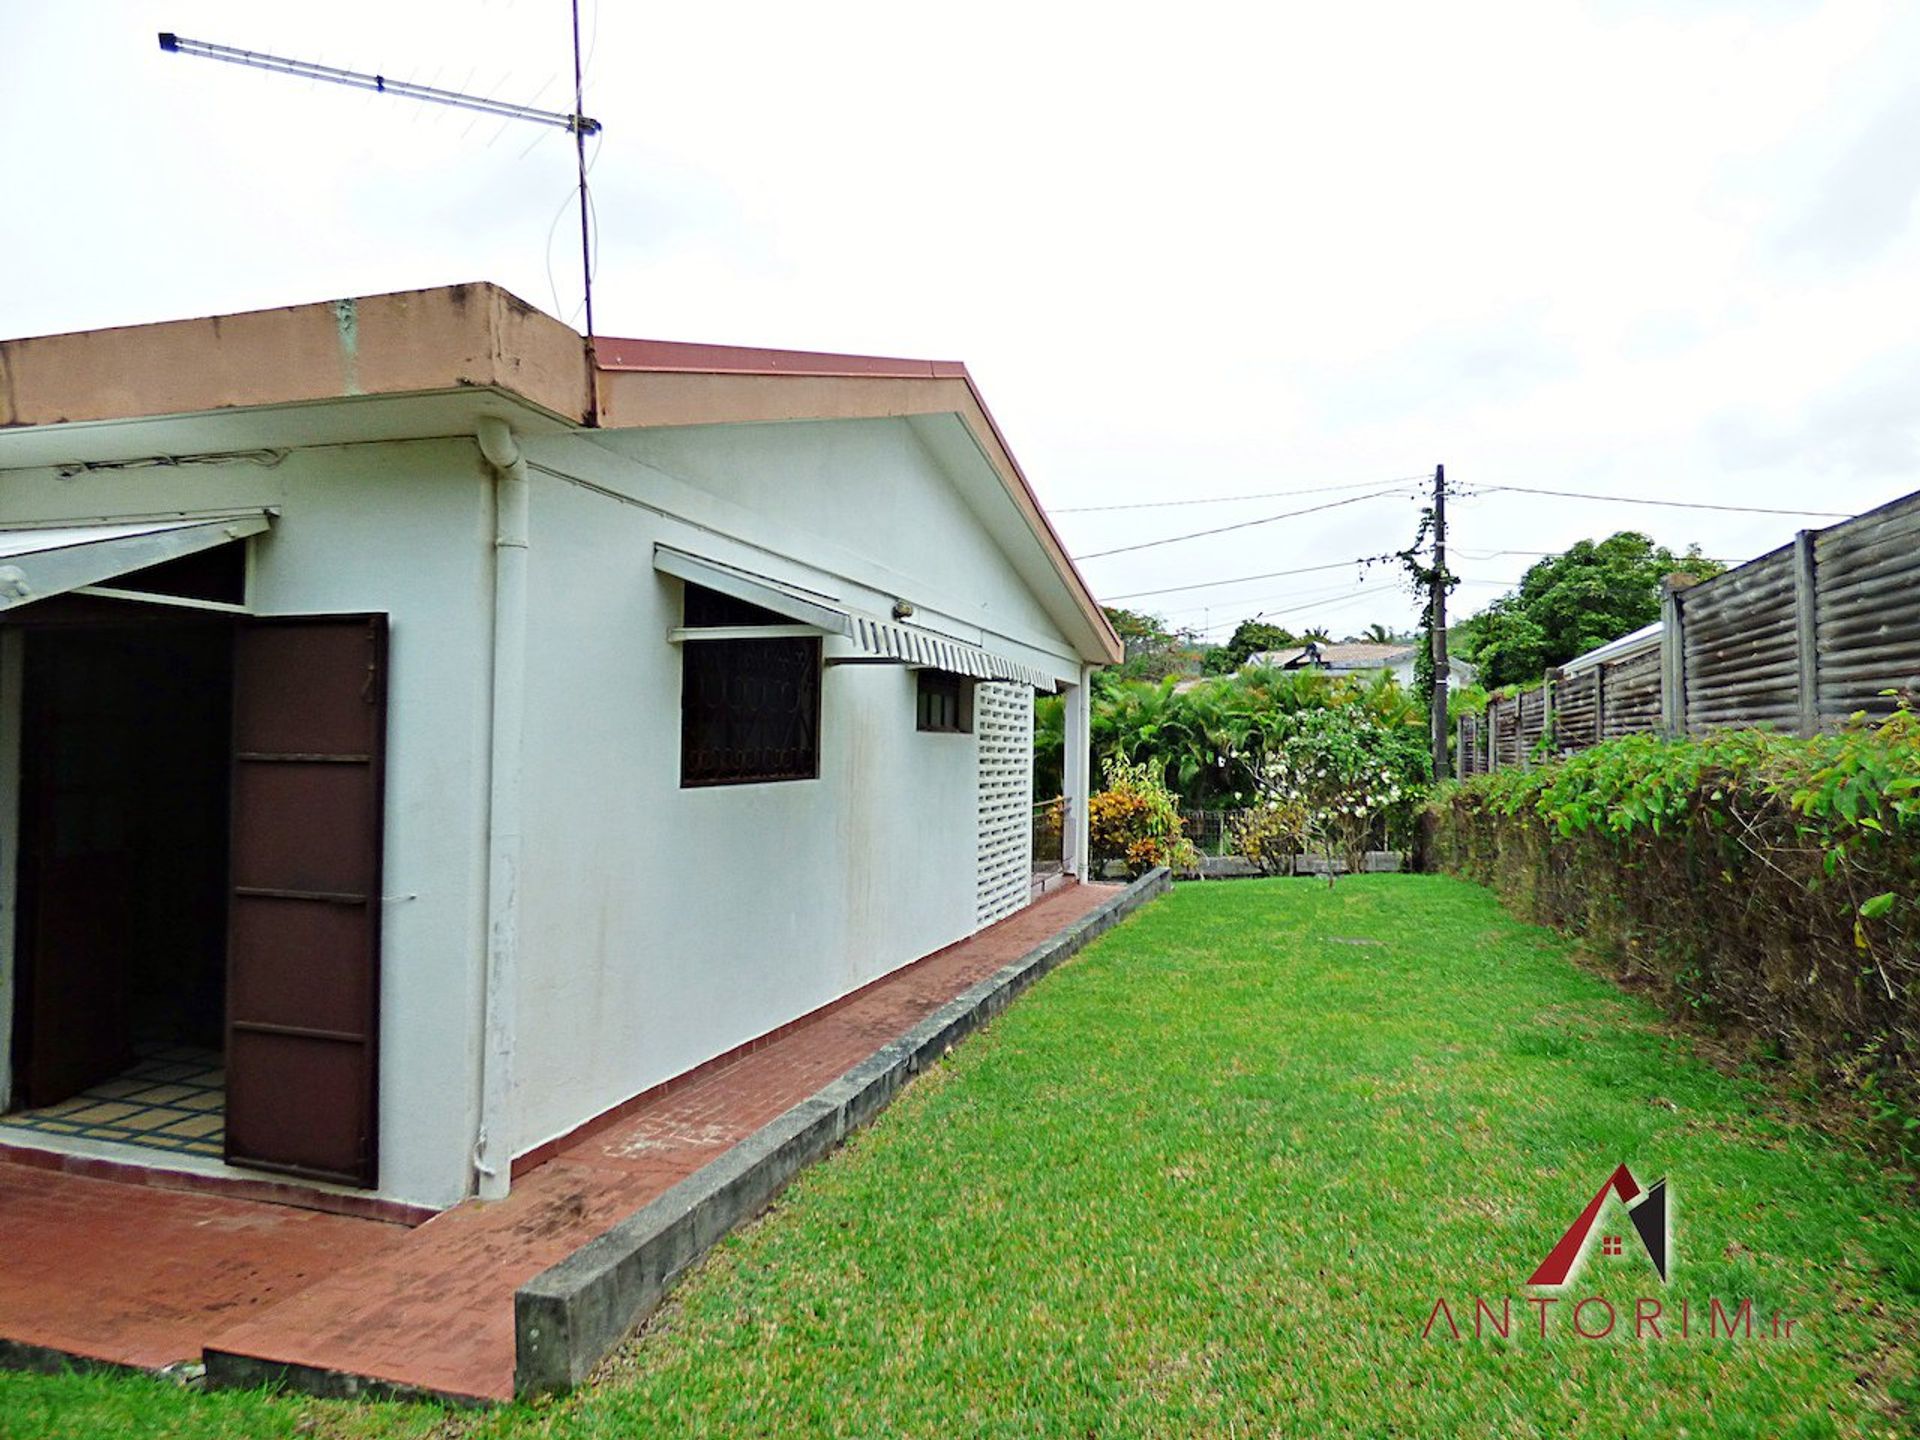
[1250,642,1414,669]
[1314,642,1417,667]
[1244,642,1477,682]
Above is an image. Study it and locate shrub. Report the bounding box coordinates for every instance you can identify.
[1252,705,1428,873]
[1424,711,1920,1160]
[1089,756,1201,876]
[1233,801,1309,875]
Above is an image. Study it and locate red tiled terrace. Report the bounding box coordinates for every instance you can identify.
[0,882,1119,1402]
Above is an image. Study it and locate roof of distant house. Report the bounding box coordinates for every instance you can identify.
[1249,642,1414,670]
[1559,620,1662,675]
[1246,641,1477,680]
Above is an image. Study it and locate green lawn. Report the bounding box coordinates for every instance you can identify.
[7,877,1918,1439]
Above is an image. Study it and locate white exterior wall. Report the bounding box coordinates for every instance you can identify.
[507,417,1082,1158]
[0,441,493,1210]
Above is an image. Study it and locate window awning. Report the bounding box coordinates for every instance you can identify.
[0,512,273,612]
[654,544,1057,690]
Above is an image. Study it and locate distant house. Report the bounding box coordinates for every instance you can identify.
[1558,619,1661,676]
[1246,640,1478,690]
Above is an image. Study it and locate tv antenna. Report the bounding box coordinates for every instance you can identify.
[158,8,604,339]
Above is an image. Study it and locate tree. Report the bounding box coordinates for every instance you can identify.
[1207,618,1298,674]
[1451,533,1723,688]
[1103,606,1179,659]
[1101,606,1207,681]
[1359,622,1399,644]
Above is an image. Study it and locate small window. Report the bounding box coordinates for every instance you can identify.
[916,670,973,734]
[680,584,821,787]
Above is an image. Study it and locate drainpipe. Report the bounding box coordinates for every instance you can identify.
[474,416,529,1200]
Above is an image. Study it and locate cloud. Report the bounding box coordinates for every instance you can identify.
[1778,90,1920,265]
[5,0,1917,636]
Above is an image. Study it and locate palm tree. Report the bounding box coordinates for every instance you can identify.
[1363,622,1396,644]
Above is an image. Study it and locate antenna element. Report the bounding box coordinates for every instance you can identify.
[157,30,604,338]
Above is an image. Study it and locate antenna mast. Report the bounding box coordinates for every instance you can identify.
[157,29,603,339]
[569,1,594,341]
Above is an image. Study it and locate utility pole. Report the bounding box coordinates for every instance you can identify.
[1429,463,1450,780]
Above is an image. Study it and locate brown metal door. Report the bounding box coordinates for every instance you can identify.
[225,615,387,1187]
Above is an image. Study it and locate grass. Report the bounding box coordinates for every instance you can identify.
[5,876,1918,1438]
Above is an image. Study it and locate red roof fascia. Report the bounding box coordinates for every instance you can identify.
[592,336,1122,663]
[593,336,968,381]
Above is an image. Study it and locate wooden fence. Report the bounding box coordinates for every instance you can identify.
[1457,488,1920,774]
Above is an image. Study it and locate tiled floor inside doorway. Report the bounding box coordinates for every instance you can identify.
[3,1044,225,1158]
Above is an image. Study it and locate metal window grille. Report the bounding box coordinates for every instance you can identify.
[916,670,973,733]
[679,584,821,787]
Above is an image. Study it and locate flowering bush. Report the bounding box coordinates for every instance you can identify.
[1232,800,1310,875]
[1089,756,1201,876]
[1251,707,1428,874]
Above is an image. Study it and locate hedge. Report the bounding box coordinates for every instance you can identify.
[1423,713,1920,1156]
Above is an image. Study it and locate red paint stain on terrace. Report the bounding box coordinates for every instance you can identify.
[0,882,1120,1401]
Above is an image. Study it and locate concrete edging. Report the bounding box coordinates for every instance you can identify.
[512,868,1171,1396]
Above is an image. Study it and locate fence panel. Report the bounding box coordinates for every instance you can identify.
[1679,545,1800,734]
[1456,713,1486,776]
[1516,685,1548,757]
[1600,647,1662,739]
[1553,669,1599,750]
[1814,490,1920,721]
[1470,486,1920,773]
[1491,692,1527,769]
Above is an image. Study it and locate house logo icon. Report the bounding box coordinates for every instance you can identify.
[1529,1164,1669,1288]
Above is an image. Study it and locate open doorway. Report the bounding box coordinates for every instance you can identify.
[6,617,234,1160]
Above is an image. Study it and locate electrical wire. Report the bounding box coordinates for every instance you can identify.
[1075,488,1407,560]
[1193,586,1395,633]
[1480,485,1851,519]
[1161,576,1384,621]
[1103,553,1402,602]
[1053,476,1424,514]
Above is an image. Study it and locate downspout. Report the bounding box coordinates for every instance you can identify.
[474,416,529,1200]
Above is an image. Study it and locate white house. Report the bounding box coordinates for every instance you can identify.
[0,283,1119,1213]
[1247,640,1478,690]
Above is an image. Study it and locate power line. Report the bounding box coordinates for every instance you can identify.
[1165,573,1526,633]
[1194,586,1396,634]
[1162,576,1382,621]
[1103,553,1401,602]
[1053,475,1425,514]
[1480,485,1851,519]
[1075,488,1407,561]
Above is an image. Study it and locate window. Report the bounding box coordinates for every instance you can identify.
[916,670,973,734]
[679,584,821,786]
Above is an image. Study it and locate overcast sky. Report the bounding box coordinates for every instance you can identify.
[6,1,1917,640]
